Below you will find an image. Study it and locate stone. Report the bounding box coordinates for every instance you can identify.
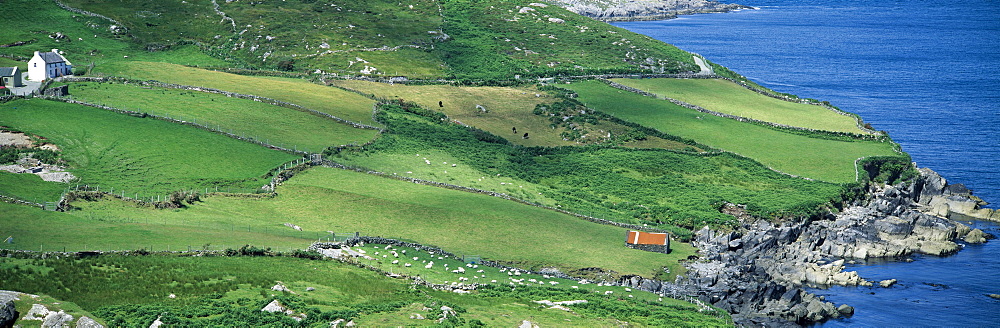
[0,291,16,328]
[837,304,855,316]
[149,316,164,328]
[964,228,989,244]
[24,303,51,320]
[43,310,75,328]
[879,279,897,288]
[261,300,285,313]
[76,316,105,328]
[306,287,316,292]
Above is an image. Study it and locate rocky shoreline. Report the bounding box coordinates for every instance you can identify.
[547,0,753,22]
[614,166,995,326]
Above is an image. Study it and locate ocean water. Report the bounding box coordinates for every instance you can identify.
[613,1,1000,326]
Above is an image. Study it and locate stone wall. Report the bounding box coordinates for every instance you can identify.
[625,243,670,254]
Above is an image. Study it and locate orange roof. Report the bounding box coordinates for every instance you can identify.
[627,231,668,245]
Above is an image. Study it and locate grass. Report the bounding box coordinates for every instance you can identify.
[93,61,380,126]
[333,80,690,149]
[612,78,867,134]
[0,0,131,64]
[564,80,900,183]
[0,99,298,195]
[0,254,730,327]
[333,102,849,231]
[27,166,694,278]
[0,171,67,204]
[437,0,698,79]
[0,201,315,253]
[0,57,27,72]
[65,82,378,151]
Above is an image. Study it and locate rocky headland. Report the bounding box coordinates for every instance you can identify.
[613,166,996,326]
[547,0,753,22]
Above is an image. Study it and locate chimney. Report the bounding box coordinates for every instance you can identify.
[34,51,40,57]
[52,49,59,54]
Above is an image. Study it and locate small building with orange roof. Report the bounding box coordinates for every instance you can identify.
[625,231,670,254]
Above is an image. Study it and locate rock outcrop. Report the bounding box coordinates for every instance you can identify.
[548,0,752,22]
[611,167,990,326]
[0,291,16,328]
[914,168,999,222]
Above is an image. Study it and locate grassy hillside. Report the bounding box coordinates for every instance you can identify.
[564,80,900,183]
[94,62,380,126]
[613,78,867,134]
[437,0,697,79]
[0,99,298,195]
[66,82,378,151]
[54,0,700,78]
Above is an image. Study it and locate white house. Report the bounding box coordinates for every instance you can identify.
[28,49,72,82]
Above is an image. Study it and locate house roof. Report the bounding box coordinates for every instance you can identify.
[37,52,66,64]
[626,231,668,245]
[0,67,17,76]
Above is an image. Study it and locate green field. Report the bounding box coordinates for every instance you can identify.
[94,62,380,126]
[0,202,313,253]
[564,81,900,183]
[66,82,378,152]
[0,99,298,195]
[0,254,728,327]
[334,80,690,149]
[0,171,66,203]
[0,58,27,72]
[612,78,867,134]
[12,166,693,278]
[333,103,849,229]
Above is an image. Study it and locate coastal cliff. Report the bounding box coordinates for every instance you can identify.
[547,0,752,22]
[613,166,995,326]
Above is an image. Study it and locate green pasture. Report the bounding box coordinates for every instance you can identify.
[0,172,66,204]
[35,166,693,278]
[334,80,690,149]
[66,82,378,151]
[612,78,866,134]
[0,99,298,195]
[0,254,729,327]
[0,202,313,253]
[564,81,900,183]
[94,61,380,126]
[334,103,848,231]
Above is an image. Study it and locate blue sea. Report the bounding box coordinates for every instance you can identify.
[613,1,1000,326]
